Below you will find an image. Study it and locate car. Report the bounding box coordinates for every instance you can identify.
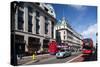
[56,49,71,59]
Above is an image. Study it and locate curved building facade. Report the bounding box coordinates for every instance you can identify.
[54,17,82,52]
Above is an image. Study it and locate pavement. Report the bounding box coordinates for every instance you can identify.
[18,54,53,65]
[17,51,82,65]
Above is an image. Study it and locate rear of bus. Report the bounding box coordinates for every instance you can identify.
[48,41,58,55]
[82,38,93,54]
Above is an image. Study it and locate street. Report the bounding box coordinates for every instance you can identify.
[18,51,97,66]
[27,53,81,65]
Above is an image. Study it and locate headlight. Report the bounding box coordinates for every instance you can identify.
[59,53,63,56]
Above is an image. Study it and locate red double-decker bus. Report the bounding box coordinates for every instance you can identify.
[82,38,93,54]
[48,40,58,55]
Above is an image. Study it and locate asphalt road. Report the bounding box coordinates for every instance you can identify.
[26,54,82,65]
[70,52,97,62]
[22,52,97,66]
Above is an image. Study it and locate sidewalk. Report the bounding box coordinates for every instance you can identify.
[18,54,52,65]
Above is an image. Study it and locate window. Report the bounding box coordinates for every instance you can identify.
[18,10,24,30]
[67,35,73,39]
[51,10,53,13]
[28,24,32,32]
[50,21,55,38]
[28,15,33,32]
[28,6,33,13]
[18,10,23,17]
[36,11,40,17]
[64,36,66,40]
[45,17,48,34]
[28,15,32,25]
[35,11,40,34]
[44,7,48,12]
[19,2,24,8]
[45,24,48,34]
[36,18,40,34]
[64,25,66,28]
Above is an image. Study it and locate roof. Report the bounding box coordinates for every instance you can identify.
[56,17,68,27]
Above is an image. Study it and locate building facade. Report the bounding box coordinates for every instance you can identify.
[11,2,56,55]
[54,17,82,51]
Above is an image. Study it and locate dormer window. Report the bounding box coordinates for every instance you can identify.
[44,7,48,12]
[51,10,53,13]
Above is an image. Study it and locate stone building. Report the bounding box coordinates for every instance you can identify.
[11,2,56,55]
[54,17,82,51]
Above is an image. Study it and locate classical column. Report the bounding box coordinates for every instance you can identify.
[39,38,44,52]
[24,35,28,52]
[39,15,45,52]
[15,8,18,30]
[32,11,36,34]
[39,15,45,36]
[48,20,52,38]
[23,5,28,52]
[23,5,28,32]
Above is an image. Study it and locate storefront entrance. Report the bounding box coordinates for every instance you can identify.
[28,37,40,55]
[15,35,25,57]
[43,39,49,53]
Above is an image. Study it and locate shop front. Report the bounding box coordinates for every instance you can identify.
[28,37,41,55]
[15,35,25,58]
[43,39,49,53]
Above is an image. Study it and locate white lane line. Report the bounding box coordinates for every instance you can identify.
[66,54,83,63]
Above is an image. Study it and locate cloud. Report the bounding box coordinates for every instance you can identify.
[69,5,87,11]
[81,23,97,37]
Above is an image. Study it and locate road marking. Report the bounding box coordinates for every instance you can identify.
[66,54,83,63]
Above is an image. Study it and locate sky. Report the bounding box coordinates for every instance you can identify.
[51,3,97,47]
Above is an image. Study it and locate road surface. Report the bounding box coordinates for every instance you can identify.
[20,52,97,66]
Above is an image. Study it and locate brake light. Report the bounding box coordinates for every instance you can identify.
[83,50,92,54]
